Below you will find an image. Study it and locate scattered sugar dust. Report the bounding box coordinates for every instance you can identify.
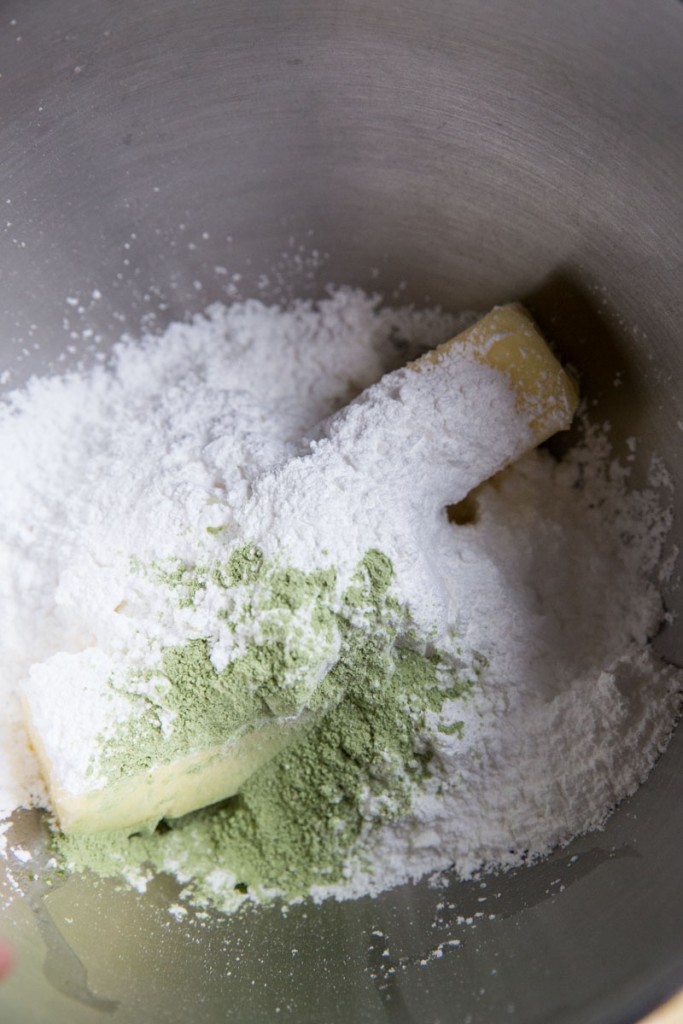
[0,287,680,916]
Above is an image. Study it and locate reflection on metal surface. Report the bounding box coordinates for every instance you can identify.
[642,991,683,1024]
[471,845,641,923]
[36,897,119,1013]
[5,812,119,1013]
[367,931,419,1024]
[364,844,640,1020]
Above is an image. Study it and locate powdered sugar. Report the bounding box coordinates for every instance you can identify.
[344,443,680,896]
[0,287,680,907]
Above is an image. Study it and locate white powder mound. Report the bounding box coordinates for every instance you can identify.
[340,443,681,899]
[0,286,680,903]
[0,289,463,819]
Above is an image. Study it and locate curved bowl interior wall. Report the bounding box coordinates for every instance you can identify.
[0,2,682,1023]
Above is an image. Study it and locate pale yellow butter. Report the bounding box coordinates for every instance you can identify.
[410,302,578,445]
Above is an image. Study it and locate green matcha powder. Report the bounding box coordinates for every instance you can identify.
[54,547,478,910]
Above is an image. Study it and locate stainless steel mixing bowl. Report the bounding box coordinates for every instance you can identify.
[1,1,682,1022]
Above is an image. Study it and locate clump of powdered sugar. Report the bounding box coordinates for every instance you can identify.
[0,287,680,908]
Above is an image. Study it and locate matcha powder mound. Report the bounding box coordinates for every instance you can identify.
[57,549,478,910]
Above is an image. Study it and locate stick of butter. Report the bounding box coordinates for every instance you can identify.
[21,303,577,835]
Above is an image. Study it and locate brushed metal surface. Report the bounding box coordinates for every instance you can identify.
[0,1,682,1022]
